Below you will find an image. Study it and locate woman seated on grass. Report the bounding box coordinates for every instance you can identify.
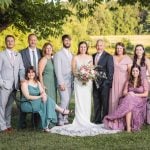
[21,66,70,132]
[104,64,149,132]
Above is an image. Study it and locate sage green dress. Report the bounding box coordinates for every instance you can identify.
[21,85,57,129]
[43,58,57,101]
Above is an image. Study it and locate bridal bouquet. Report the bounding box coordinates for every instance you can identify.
[75,63,98,85]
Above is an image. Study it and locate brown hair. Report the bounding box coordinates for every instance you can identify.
[28,33,37,40]
[77,41,89,55]
[96,39,104,47]
[114,42,126,55]
[62,34,71,41]
[25,66,38,82]
[133,44,145,67]
[5,35,15,43]
[42,42,53,56]
[128,64,141,88]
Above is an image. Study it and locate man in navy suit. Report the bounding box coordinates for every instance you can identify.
[93,39,114,124]
[20,33,41,128]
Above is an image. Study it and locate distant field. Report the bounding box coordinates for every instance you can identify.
[91,35,150,46]
[89,35,150,57]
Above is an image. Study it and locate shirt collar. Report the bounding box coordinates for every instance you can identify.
[28,47,36,52]
[6,48,14,54]
[97,50,103,56]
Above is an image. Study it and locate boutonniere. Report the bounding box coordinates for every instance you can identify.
[14,52,18,56]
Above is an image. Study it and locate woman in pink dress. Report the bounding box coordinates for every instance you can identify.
[104,64,149,132]
[133,44,150,87]
[109,42,132,114]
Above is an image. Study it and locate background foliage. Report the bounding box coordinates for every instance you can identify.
[0,0,150,54]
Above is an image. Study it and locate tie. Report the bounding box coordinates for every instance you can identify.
[10,52,14,65]
[32,51,37,72]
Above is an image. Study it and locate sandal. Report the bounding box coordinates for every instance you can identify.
[43,128,51,133]
[62,109,74,116]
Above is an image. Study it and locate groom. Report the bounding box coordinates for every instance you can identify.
[54,34,73,126]
[93,39,114,124]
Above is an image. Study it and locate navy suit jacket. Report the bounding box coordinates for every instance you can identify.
[93,51,114,88]
[20,47,42,72]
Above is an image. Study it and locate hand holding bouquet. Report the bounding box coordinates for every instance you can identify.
[75,62,97,85]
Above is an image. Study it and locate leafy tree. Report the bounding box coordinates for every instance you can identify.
[0,0,103,38]
[87,4,114,35]
[143,11,150,33]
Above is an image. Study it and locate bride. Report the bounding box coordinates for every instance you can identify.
[50,41,119,136]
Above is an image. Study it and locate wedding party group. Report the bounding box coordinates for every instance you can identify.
[0,33,150,137]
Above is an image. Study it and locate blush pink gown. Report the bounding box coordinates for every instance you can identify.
[109,55,132,114]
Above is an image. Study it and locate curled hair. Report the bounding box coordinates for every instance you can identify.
[128,64,141,88]
[77,41,89,55]
[5,35,15,43]
[42,42,53,56]
[25,66,38,82]
[114,42,126,55]
[133,44,145,66]
[62,34,71,41]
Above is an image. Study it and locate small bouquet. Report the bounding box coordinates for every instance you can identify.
[94,65,107,89]
[75,62,97,85]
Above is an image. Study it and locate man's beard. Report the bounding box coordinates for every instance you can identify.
[63,44,71,49]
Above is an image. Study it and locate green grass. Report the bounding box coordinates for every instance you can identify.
[1,101,150,150]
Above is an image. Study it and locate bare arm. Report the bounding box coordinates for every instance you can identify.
[146,58,150,76]
[21,81,42,100]
[134,79,149,98]
[72,56,77,76]
[88,55,93,65]
[122,81,129,96]
[134,91,148,98]
[38,57,47,89]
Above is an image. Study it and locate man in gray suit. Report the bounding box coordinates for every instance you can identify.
[0,35,25,132]
[20,33,41,128]
[54,34,73,126]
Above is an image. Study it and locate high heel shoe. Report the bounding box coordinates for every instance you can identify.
[62,109,74,116]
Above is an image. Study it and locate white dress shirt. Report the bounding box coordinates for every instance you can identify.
[6,49,15,60]
[95,52,103,65]
[63,48,72,59]
[28,47,38,64]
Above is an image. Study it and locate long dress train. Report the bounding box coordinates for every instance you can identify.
[50,58,119,136]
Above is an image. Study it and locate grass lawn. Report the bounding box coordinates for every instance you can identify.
[0,100,150,150]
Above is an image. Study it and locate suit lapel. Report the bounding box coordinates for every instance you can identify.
[36,48,41,60]
[93,53,97,65]
[25,48,32,65]
[62,49,72,63]
[98,51,106,65]
[13,52,19,65]
[4,50,13,66]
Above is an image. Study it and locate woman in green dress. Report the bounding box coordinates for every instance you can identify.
[21,66,70,132]
[39,42,57,100]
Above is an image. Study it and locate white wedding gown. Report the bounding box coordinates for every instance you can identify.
[50,58,119,136]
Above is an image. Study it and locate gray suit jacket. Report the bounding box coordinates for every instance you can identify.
[0,50,25,90]
[20,47,41,72]
[54,48,73,87]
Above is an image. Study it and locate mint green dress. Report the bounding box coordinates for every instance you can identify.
[43,58,57,101]
[21,85,57,129]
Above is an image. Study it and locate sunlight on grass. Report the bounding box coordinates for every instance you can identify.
[0,100,150,150]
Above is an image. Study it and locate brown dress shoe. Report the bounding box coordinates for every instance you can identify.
[7,127,13,131]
